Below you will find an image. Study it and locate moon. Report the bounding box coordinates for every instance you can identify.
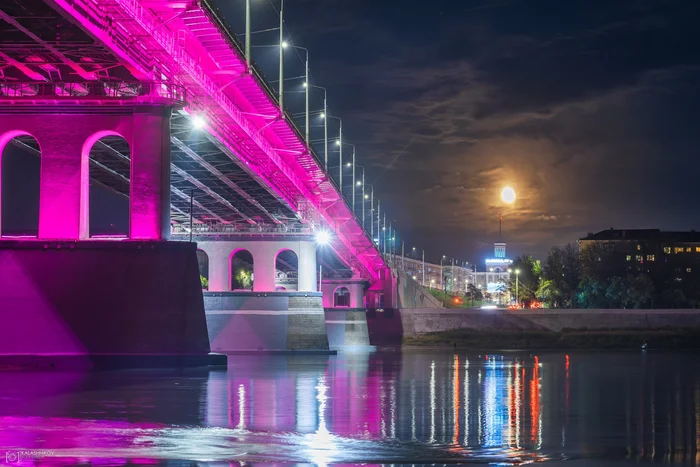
[501,186,516,204]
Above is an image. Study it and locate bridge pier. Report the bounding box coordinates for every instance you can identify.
[0,106,172,240]
[193,238,330,353]
[321,277,372,350]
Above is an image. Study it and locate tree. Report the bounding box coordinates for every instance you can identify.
[495,281,508,304]
[509,255,541,303]
[543,243,581,308]
[605,274,654,309]
[200,275,209,290]
[466,283,483,304]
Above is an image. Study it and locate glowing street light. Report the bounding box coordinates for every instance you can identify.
[193,115,206,129]
[501,186,516,204]
[316,230,331,245]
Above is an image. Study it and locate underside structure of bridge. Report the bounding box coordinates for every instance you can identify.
[0,0,387,282]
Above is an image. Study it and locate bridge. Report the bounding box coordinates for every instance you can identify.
[0,0,425,361]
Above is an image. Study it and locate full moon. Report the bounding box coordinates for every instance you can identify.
[501,186,516,204]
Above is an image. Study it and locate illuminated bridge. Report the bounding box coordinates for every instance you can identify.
[0,0,420,358]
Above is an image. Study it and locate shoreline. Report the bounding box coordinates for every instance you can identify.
[401,327,700,351]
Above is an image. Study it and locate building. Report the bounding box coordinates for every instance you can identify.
[473,241,512,295]
[579,229,700,275]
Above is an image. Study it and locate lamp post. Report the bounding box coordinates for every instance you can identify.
[306,85,327,168]
[288,45,310,144]
[515,269,520,306]
[327,116,342,191]
[245,0,251,70]
[440,255,446,291]
[278,0,284,111]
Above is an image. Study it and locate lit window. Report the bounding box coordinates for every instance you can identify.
[637,244,641,251]
[647,255,655,261]
[687,247,692,253]
[696,247,700,253]
[636,255,642,262]
[675,247,684,254]
[687,268,692,273]
[626,255,631,261]
[664,247,671,254]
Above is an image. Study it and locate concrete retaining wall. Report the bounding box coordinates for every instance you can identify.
[397,271,443,308]
[368,308,700,342]
[204,291,329,352]
[0,240,210,359]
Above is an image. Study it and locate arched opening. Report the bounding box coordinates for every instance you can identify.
[197,249,209,290]
[84,133,130,238]
[0,132,40,238]
[231,249,254,291]
[275,249,298,291]
[334,287,350,307]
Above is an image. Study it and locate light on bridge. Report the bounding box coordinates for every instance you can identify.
[320,112,326,119]
[315,230,331,245]
[356,181,362,186]
[281,41,289,48]
[193,115,206,130]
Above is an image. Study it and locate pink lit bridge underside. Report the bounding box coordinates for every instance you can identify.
[25,0,387,282]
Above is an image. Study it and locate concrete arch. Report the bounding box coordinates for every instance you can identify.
[333,286,350,307]
[0,130,40,237]
[80,130,129,239]
[230,248,254,291]
[274,248,299,291]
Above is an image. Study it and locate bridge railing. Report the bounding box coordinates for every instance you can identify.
[0,81,187,103]
[171,223,314,236]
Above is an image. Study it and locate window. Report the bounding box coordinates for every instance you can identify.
[687,268,692,273]
[636,255,642,262]
[333,287,350,307]
[664,247,671,254]
[637,244,641,251]
[687,247,692,253]
[696,247,700,253]
[675,247,684,254]
[626,255,631,261]
[647,255,655,261]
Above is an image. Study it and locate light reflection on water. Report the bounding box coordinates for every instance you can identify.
[0,351,699,465]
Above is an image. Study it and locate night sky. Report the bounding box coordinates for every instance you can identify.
[3,0,699,266]
[217,0,700,264]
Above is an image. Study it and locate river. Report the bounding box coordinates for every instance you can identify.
[1,350,698,465]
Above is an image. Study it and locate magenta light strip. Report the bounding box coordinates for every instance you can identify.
[49,0,386,281]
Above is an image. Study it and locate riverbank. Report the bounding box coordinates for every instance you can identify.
[403,327,700,350]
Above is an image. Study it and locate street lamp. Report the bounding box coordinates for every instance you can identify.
[306,85,327,169]
[327,115,342,190]
[515,268,520,306]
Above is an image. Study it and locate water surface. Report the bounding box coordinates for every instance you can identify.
[1,350,699,466]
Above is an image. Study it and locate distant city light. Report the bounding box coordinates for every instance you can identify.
[364,194,369,199]
[346,162,351,167]
[501,186,516,204]
[193,115,206,129]
[315,230,331,245]
[356,181,362,186]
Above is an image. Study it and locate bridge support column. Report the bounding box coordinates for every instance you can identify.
[191,238,330,353]
[321,278,371,350]
[297,241,317,292]
[130,107,172,240]
[38,136,85,239]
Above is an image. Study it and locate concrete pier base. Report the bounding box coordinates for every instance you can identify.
[0,240,218,368]
[324,309,374,351]
[204,291,332,353]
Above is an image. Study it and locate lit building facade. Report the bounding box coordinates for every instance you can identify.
[473,242,512,295]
